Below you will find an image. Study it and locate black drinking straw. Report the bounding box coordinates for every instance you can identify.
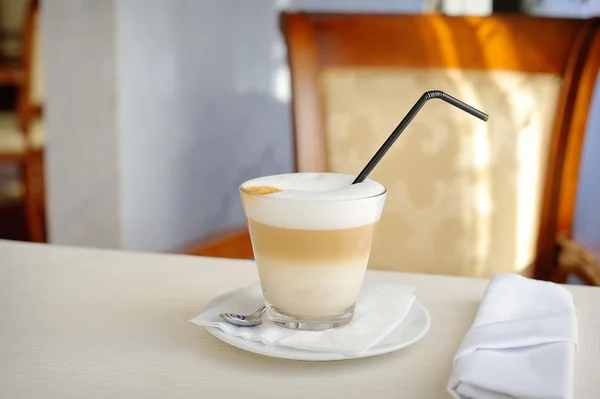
[352,90,489,185]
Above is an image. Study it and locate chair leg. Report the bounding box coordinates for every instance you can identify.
[556,236,600,286]
[23,151,45,242]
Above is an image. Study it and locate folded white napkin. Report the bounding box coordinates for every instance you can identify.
[190,282,415,355]
[447,274,578,399]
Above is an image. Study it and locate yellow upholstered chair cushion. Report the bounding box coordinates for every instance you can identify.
[0,113,44,154]
[30,7,43,106]
[321,68,561,278]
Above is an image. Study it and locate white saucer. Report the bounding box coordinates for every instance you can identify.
[202,287,431,361]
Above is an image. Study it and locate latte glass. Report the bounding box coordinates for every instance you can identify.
[240,173,386,331]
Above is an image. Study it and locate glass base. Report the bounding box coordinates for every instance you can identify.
[265,302,355,331]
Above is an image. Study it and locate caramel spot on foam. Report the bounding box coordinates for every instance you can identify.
[243,185,282,195]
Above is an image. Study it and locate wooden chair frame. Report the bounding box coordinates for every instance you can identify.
[554,26,600,285]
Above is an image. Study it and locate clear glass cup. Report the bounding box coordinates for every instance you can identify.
[239,172,386,331]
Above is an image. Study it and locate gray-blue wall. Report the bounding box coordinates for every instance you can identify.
[45,0,424,252]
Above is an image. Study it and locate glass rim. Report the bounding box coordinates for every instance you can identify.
[239,173,387,203]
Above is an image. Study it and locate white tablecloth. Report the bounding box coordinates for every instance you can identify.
[1,240,599,398]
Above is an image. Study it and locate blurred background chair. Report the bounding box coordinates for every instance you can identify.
[0,0,45,242]
[186,12,600,283]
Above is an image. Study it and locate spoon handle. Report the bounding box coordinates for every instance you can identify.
[254,305,266,316]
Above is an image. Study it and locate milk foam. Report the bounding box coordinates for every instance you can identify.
[241,173,386,230]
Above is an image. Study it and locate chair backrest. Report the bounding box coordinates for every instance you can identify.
[281,13,599,278]
[29,0,42,107]
[18,0,41,134]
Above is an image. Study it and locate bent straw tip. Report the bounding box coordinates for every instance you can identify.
[425,90,489,122]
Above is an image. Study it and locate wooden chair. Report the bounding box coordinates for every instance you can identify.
[186,13,600,283]
[0,0,45,242]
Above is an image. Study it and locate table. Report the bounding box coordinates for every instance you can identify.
[1,240,599,398]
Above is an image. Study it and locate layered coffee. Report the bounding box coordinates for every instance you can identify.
[240,173,386,329]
